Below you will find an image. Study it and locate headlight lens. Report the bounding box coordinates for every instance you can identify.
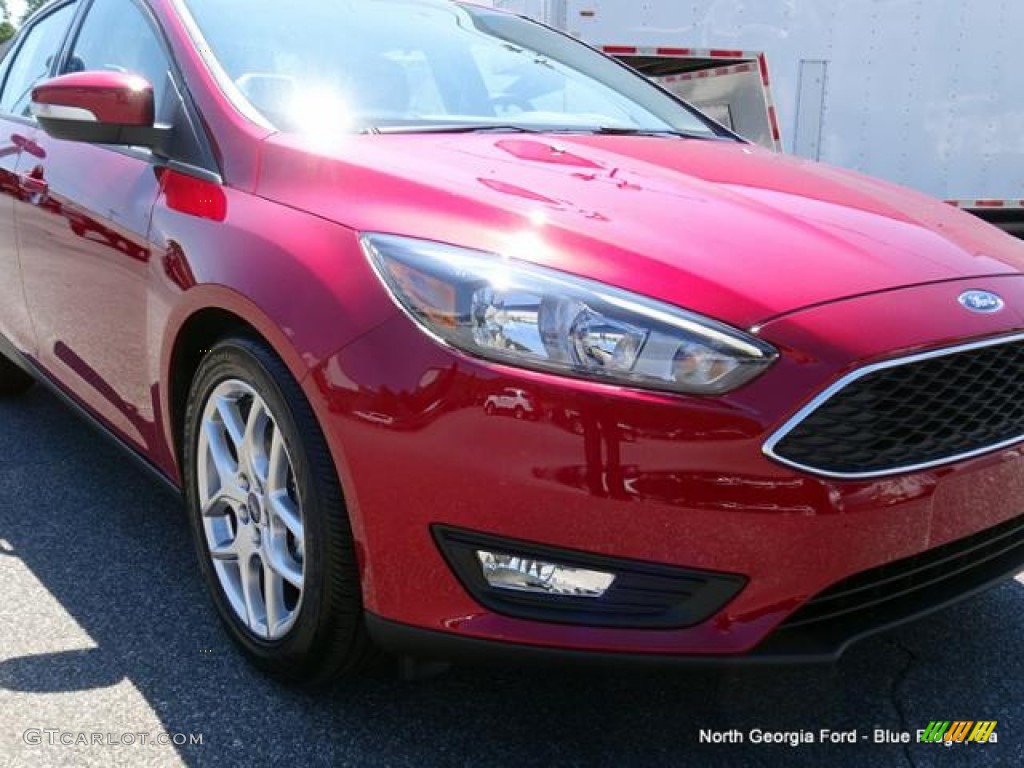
[361,234,777,395]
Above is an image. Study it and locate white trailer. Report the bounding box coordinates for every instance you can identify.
[491,0,1024,236]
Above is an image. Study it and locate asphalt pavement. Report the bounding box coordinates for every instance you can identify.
[0,385,1021,768]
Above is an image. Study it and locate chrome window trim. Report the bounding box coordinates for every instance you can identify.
[762,331,1024,480]
[170,0,275,132]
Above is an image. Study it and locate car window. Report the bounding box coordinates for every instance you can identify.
[183,0,719,137]
[0,45,12,90]
[468,41,639,124]
[0,3,77,118]
[65,0,174,122]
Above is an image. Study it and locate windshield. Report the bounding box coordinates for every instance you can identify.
[181,0,723,137]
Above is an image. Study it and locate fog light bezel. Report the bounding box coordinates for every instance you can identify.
[433,526,747,629]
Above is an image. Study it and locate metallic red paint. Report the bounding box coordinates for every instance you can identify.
[31,71,156,125]
[0,134,35,355]
[1,0,1023,661]
[14,122,160,452]
[256,133,1023,330]
[304,278,1024,654]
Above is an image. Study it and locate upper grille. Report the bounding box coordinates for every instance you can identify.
[766,335,1024,477]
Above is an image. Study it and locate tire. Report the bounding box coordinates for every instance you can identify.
[183,336,375,685]
[0,352,34,397]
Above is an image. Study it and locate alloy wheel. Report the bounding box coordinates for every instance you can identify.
[196,379,306,640]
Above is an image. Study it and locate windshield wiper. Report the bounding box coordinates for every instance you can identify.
[368,124,729,140]
[550,126,724,140]
[372,124,543,135]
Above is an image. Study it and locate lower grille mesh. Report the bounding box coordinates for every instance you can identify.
[779,512,1024,632]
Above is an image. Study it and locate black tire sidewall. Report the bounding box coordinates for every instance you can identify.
[0,353,35,396]
[183,338,362,681]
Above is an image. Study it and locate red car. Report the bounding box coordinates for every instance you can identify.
[2,0,1023,685]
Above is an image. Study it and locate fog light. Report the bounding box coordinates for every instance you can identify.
[476,550,616,597]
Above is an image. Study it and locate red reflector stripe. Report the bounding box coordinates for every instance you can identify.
[656,47,692,55]
[975,200,1006,208]
[768,105,781,142]
[159,169,227,222]
[758,54,770,85]
[603,46,638,55]
[709,49,744,58]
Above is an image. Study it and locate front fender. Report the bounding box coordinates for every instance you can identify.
[149,183,398,483]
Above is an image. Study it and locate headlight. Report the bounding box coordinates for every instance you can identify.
[361,234,778,395]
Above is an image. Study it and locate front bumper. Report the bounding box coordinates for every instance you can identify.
[306,275,1024,661]
[368,508,1024,664]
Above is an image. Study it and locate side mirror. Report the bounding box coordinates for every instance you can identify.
[30,71,168,151]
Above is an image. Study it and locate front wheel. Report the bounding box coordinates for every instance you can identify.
[183,337,374,685]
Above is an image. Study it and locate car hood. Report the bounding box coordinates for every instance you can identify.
[257,133,1024,328]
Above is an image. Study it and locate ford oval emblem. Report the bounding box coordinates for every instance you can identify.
[959,290,1005,314]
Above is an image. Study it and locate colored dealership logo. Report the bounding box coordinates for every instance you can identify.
[958,290,1005,313]
[918,721,997,744]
